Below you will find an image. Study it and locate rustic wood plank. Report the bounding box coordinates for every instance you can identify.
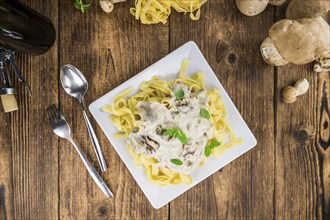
[275,64,323,219]
[169,1,275,219]
[316,71,330,219]
[0,0,59,219]
[274,3,329,219]
[0,1,327,219]
[58,1,169,219]
[0,115,14,219]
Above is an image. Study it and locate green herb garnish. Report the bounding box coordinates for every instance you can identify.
[204,147,211,157]
[163,128,188,144]
[163,128,177,136]
[200,108,210,119]
[175,88,184,100]
[176,129,187,144]
[74,0,91,13]
[208,141,221,149]
[204,141,221,157]
[170,159,183,165]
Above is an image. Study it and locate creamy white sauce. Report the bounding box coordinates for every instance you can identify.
[127,83,214,175]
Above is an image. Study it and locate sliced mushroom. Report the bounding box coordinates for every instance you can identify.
[175,98,189,106]
[141,135,160,152]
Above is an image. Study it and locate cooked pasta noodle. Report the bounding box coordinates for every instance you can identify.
[130,0,207,24]
[103,59,242,185]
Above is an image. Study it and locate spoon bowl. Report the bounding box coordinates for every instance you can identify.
[60,65,88,101]
[60,64,107,172]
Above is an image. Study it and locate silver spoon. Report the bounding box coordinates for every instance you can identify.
[60,64,107,172]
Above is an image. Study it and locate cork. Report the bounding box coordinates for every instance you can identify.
[1,94,18,112]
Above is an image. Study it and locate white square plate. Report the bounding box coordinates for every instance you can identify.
[89,41,257,209]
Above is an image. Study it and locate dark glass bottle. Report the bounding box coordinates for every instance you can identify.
[0,0,56,55]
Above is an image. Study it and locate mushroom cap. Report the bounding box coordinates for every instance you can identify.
[282,86,298,104]
[299,17,330,58]
[236,0,269,16]
[286,0,330,19]
[269,18,330,65]
[269,19,316,64]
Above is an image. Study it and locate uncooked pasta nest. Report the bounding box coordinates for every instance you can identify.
[130,0,208,24]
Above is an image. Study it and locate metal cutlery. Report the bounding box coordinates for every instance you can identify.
[0,43,32,96]
[5,50,32,96]
[0,42,32,112]
[46,105,113,198]
[60,64,107,172]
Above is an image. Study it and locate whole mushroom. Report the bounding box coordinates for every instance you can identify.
[282,79,309,104]
[236,0,269,16]
[260,17,330,70]
[99,0,126,13]
[260,0,330,72]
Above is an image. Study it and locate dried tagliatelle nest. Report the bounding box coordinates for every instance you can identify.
[130,0,208,25]
[130,0,171,24]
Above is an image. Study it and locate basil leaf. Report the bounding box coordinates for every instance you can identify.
[82,3,91,9]
[175,88,184,100]
[74,0,91,13]
[204,146,211,157]
[200,108,210,119]
[209,141,221,149]
[74,3,82,10]
[175,129,187,144]
[163,128,177,136]
[170,159,183,165]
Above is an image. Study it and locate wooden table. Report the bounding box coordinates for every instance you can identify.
[0,0,329,219]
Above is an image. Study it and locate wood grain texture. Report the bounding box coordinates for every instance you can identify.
[0,114,13,219]
[0,0,59,219]
[274,3,329,219]
[316,71,330,219]
[275,63,323,219]
[58,1,168,219]
[0,0,329,219]
[169,0,276,219]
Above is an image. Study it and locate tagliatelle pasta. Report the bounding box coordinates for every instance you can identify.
[130,0,171,24]
[102,60,242,186]
[171,0,208,20]
[130,0,207,24]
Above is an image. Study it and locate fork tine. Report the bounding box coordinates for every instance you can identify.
[46,105,54,124]
[46,105,58,125]
[52,104,62,121]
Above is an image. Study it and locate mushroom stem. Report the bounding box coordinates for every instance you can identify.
[111,0,126,3]
[268,0,287,6]
[313,55,330,72]
[260,37,289,66]
[99,0,126,13]
[294,79,309,96]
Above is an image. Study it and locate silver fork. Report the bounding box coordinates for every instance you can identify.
[46,105,113,198]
